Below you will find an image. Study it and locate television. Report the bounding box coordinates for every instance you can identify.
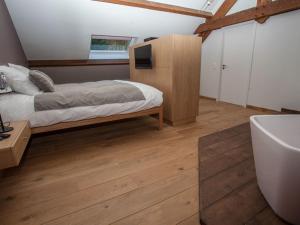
[134,44,152,69]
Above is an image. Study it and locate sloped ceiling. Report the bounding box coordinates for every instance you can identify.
[5,0,222,60]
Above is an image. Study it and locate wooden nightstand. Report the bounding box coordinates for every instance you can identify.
[0,121,31,170]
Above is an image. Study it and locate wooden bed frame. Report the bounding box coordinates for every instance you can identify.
[31,105,163,134]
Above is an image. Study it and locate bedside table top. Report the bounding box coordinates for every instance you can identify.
[0,121,30,151]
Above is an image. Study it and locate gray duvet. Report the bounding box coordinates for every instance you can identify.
[34,81,145,111]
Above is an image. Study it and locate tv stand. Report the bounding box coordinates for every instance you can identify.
[129,34,202,126]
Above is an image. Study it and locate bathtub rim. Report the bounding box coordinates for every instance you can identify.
[250,115,300,152]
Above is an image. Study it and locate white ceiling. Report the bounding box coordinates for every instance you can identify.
[5,0,254,60]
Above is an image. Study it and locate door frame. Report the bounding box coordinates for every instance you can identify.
[216,29,225,102]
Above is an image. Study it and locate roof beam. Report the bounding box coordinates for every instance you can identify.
[195,0,300,34]
[213,0,238,20]
[255,0,272,24]
[257,0,271,4]
[94,0,213,18]
[196,0,237,41]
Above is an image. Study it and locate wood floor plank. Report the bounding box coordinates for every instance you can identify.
[0,98,271,225]
[200,143,253,181]
[203,181,267,225]
[111,186,199,225]
[2,127,181,180]
[245,208,288,225]
[201,159,256,208]
[0,152,197,220]
[43,169,198,225]
[177,213,200,225]
[0,136,196,197]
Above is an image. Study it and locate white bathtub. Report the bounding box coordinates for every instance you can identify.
[250,115,300,225]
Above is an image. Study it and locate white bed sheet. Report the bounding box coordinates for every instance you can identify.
[0,80,163,128]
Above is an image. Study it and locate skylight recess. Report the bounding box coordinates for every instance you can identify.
[89,35,136,60]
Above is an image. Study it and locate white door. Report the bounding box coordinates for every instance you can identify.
[219,22,256,106]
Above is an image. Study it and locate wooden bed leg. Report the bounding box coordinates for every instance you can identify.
[158,106,163,130]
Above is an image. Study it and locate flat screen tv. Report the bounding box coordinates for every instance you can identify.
[134,44,152,69]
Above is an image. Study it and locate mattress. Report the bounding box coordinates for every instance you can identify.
[0,80,163,128]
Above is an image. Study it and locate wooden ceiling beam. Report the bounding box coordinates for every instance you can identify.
[196,0,237,41]
[195,0,300,34]
[255,0,272,24]
[213,0,238,20]
[94,0,213,18]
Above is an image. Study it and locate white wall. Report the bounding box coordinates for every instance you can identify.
[5,0,211,60]
[248,10,300,111]
[201,4,300,111]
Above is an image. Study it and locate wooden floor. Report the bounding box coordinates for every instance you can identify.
[0,98,270,225]
[199,123,288,225]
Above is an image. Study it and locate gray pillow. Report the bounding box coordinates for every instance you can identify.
[29,70,55,92]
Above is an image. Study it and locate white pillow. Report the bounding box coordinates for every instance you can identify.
[0,66,40,96]
[8,63,30,75]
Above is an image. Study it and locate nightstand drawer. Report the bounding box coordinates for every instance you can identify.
[12,123,31,164]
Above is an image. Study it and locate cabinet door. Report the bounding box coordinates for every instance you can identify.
[219,22,256,106]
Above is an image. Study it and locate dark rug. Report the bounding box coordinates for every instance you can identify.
[198,123,289,225]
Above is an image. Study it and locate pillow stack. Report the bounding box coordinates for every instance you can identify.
[0,64,40,95]
[0,63,55,95]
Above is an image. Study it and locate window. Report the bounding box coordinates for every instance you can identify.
[89,35,136,60]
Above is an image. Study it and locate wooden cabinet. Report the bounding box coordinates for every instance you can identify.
[130,34,202,125]
[0,121,31,169]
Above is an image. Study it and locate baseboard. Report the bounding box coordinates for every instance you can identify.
[200,95,216,101]
[281,108,300,114]
[246,105,277,113]
[164,117,196,126]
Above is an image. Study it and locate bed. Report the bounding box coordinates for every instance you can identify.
[0,80,163,134]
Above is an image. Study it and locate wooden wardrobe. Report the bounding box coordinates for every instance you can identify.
[129,34,202,126]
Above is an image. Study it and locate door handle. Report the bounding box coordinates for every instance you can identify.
[222,65,227,70]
